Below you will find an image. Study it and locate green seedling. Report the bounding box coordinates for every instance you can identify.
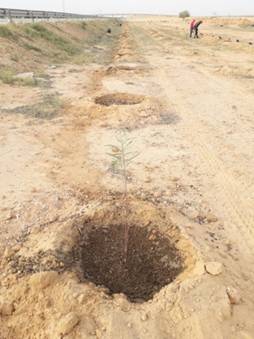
[107,130,139,262]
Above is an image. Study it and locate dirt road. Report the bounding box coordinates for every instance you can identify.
[0,17,254,338]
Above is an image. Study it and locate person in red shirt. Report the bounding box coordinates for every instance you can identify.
[190,19,196,38]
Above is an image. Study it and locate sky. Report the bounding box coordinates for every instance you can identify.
[1,0,254,16]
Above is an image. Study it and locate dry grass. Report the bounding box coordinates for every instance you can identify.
[0,68,38,86]
[2,94,63,119]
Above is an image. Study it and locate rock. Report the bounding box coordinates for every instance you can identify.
[0,299,14,316]
[226,287,241,305]
[58,312,79,335]
[16,72,34,79]
[29,271,59,289]
[206,213,218,223]
[205,262,223,276]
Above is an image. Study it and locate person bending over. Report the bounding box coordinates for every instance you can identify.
[194,20,203,38]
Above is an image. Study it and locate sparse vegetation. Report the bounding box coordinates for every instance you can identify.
[24,24,80,55]
[0,26,17,40]
[0,67,39,86]
[23,42,42,53]
[2,94,62,119]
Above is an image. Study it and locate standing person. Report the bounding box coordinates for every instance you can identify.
[194,20,203,38]
[190,19,196,38]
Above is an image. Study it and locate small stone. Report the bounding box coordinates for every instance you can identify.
[205,262,223,276]
[58,312,79,335]
[141,313,148,321]
[206,213,218,223]
[226,287,241,305]
[0,299,14,316]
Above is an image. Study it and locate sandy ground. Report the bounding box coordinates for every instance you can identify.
[0,17,254,338]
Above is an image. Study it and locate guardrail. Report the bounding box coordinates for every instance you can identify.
[0,7,98,21]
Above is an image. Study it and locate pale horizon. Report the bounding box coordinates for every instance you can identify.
[1,0,254,16]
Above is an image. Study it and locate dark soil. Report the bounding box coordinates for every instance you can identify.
[95,93,144,106]
[80,225,184,302]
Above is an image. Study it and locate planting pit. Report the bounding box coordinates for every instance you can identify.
[79,224,184,302]
[95,93,144,106]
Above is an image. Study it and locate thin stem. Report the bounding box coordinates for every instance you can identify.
[121,140,128,197]
[121,139,129,263]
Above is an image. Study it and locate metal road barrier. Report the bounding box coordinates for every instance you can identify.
[0,7,99,22]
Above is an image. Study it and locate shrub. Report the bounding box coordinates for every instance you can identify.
[179,10,190,19]
[0,68,15,84]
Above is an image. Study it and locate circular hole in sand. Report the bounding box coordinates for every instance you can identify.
[80,225,184,302]
[95,93,144,106]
